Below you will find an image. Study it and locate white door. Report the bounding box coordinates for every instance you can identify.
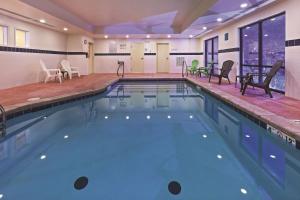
[157,43,170,73]
[131,43,144,73]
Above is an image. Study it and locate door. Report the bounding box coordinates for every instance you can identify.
[131,43,144,73]
[157,43,169,73]
[88,43,94,74]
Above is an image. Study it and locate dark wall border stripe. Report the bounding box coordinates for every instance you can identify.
[285,39,300,47]
[94,53,131,56]
[218,48,240,53]
[170,52,203,56]
[0,46,87,56]
[144,53,156,56]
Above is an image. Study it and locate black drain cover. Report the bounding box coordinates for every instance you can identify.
[74,176,88,190]
[168,181,181,195]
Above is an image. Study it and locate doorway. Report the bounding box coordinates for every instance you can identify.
[157,43,169,73]
[88,43,94,74]
[131,43,144,73]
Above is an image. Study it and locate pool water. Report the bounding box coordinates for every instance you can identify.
[0,81,300,200]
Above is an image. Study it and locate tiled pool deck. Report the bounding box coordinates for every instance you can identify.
[1,73,300,142]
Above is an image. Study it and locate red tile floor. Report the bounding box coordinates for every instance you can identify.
[0,73,300,139]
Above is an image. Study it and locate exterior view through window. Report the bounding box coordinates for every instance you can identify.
[240,13,285,92]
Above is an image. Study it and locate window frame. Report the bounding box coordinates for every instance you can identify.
[14,28,30,48]
[0,25,8,46]
[239,12,286,93]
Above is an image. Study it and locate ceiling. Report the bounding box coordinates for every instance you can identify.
[6,0,278,38]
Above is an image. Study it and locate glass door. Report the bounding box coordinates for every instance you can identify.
[205,37,219,71]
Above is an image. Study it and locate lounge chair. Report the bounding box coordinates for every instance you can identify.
[187,60,199,75]
[241,60,284,98]
[40,60,62,83]
[60,59,81,79]
[209,60,234,84]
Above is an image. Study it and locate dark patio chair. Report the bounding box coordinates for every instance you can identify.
[241,60,284,98]
[209,60,234,84]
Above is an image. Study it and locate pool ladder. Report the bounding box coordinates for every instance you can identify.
[0,105,6,137]
[117,61,125,78]
[182,60,188,77]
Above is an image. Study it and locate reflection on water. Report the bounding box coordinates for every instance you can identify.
[0,81,299,200]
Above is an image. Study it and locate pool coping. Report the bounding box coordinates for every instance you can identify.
[2,76,300,147]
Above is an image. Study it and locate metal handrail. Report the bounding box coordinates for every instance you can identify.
[117,61,125,78]
[0,104,6,137]
[182,60,188,77]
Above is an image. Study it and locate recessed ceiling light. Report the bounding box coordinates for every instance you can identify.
[167,115,171,119]
[202,134,207,138]
[240,188,247,194]
[104,116,108,119]
[146,115,151,119]
[245,134,250,138]
[146,35,150,38]
[270,154,276,159]
[63,27,68,31]
[126,35,129,38]
[39,19,46,23]
[104,35,108,39]
[217,17,223,22]
[189,115,194,119]
[167,34,171,38]
[126,116,130,120]
[217,154,223,159]
[244,34,248,37]
[189,35,193,38]
[264,34,269,37]
[64,135,69,139]
[0,194,4,199]
[240,3,248,8]
[271,18,276,21]
[40,155,47,160]
[246,26,251,29]
[202,26,207,30]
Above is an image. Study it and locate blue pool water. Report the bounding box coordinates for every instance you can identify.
[0,81,300,200]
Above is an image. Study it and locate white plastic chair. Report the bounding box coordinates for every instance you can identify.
[40,60,62,83]
[60,60,80,80]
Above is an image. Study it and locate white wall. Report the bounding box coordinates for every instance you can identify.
[66,35,94,75]
[199,0,300,99]
[0,14,67,89]
[93,39,202,74]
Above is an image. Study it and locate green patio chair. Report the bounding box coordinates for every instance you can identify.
[199,63,213,77]
[186,60,199,75]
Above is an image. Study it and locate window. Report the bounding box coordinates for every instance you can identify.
[15,29,30,48]
[0,25,8,46]
[240,13,285,92]
[205,37,218,70]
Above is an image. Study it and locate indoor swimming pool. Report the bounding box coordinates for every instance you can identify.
[0,81,299,200]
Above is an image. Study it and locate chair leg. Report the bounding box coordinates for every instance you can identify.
[242,83,248,95]
[218,76,222,85]
[45,76,50,83]
[266,88,273,98]
[227,78,231,84]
